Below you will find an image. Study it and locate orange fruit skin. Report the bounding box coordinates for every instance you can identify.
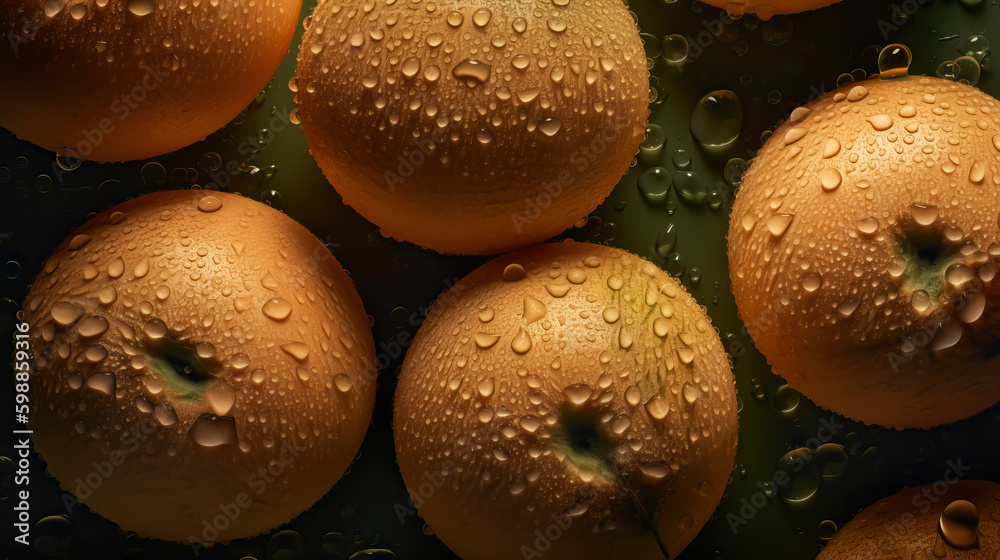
[728,77,1000,429]
[817,480,1000,559]
[395,240,738,560]
[25,191,376,542]
[0,0,301,162]
[700,0,843,15]
[295,0,649,255]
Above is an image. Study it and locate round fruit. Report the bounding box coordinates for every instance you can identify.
[818,480,1000,559]
[24,190,376,542]
[0,0,301,162]
[394,240,738,560]
[700,0,842,16]
[728,76,1000,429]
[294,0,649,255]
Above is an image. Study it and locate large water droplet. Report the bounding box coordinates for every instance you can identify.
[85,372,115,395]
[878,44,912,79]
[452,59,491,85]
[206,384,237,416]
[188,414,238,447]
[939,499,979,549]
[197,196,222,213]
[475,332,500,348]
[262,298,292,320]
[523,296,547,324]
[691,90,743,147]
[511,328,532,354]
[767,213,794,237]
[776,448,820,502]
[51,302,84,326]
[638,167,672,205]
[910,204,939,226]
[126,0,154,16]
[77,316,109,338]
[563,384,592,405]
[478,377,496,398]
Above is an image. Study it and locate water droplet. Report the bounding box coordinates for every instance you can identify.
[68,234,92,250]
[334,374,353,393]
[767,213,794,237]
[675,171,706,204]
[957,291,986,324]
[126,0,154,17]
[546,283,571,297]
[51,302,84,326]
[85,372,115,395]
[847,85,869,102]
[503,263,526,281]
[611,415,631,434]
[401,56,421,78]
[820,168,842,191]
[512,17,527,33]
[625,385,642,406]
[930,321,963,352]
[645,395,670,420]
[802,272,822,292]
[691,90,743,147]
[133,256,149,278]
[563,384,592,405]
[262,298,292,320]
[538,118,563,137]
[602,306,620,324]
[682,382,699,404]
[776,448,820,502]
[878,44,912,79]
[639,463,671,479]
[452,59,491,85]
[773,384,800,412]
[639,124,667,165]
[77,316,109,338]
[945,264,975,288]
[939,500,979,549]
[661,34,688,63]
[472,7,491,26]
[818,520,839,540]
[154,403,177,426]
[478,377,495,398]
[867,114,894,131]
[910,204,939,226]
[281,342,310,361]
[197,196,222,213]
[522,296,547,324]
[511,328,532,354]
[837,300,860,317]
[567,268,587,284]
[638,167,672,205]
[856,217,879,234]
[188,414,238,447]
[206,384,236,416]
[520,416,541,432]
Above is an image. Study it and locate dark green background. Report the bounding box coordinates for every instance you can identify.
[2,0,998,558]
